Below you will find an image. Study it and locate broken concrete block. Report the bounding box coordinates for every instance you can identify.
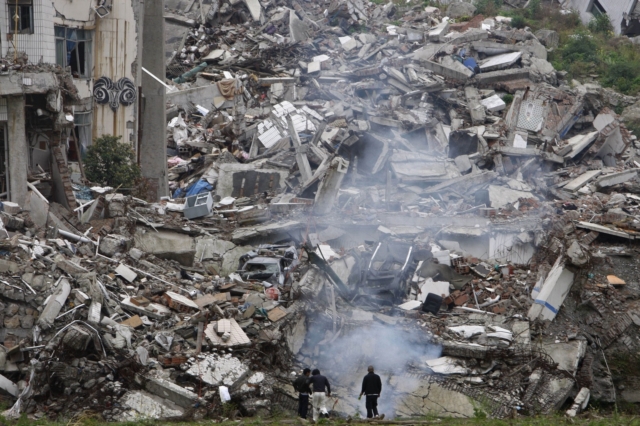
[542,340,586,374]
[243,0,261,21]
[56,259,89,275]
[87,301,102,325]
[289,10,310,43]
[446,1,475,18]
[134,229,196,266]
[2,202,20,215]
[528,257,574,322]
[479,51,522,72]
[487,185,534,209]
[338,36,357,51]
[566,387,590,417]
[480,94,506,112]
[595,170,638,189]
[563,170,602,192]
[115,264,138,283]
[465,86,486,125]
[428,21,450,42]
[535,29,559,48]
[144,376,198,409]
[216,163,288,198]
[454,155,472,174]
[0,374,19,397]
[313,157,349,216]
[186,354,249,386]
[99,234,133,257]
[38,278,71,330]
[116,390,185,421]
[0,259,19,273]
[567,241,589,266]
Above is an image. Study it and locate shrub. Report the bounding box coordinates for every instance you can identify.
[511,15,526,29]
[588,13,613,35]
[502,94,514,104]
[559,32,599,64]
[526,0,541,19]
[474,0,502,15]
[84,134,141,188]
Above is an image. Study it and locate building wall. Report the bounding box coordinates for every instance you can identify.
[563,0,638,34]
[0,0,56,63]
[92,0,139,144]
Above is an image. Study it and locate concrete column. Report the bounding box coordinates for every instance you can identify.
[140,0,168,200]
[7,96,27,206]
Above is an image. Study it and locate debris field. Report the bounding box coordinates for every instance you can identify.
[4,0,640,421]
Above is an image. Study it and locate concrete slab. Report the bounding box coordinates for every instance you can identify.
[528,257,574,321]
[186,354,249,386]
[393,378,476,418]
[576,221,634,239]
[596,170,638,189]
[542,340,587,375]
[479,52,522,72]
[243,0,261,20]
[144,376,198,408]
[116,390,185,421]
[487,185,534,208]
[134,230,196,266]
[480,94,506,112]
[563,170,602,192]
[216,163,288,198]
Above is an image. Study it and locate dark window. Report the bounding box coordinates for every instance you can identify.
[54,26,93,79]
[8,0,33,34]
[590,0,606,17]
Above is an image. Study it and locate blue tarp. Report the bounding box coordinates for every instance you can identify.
[174,179,212,198]
[463,57,479,74]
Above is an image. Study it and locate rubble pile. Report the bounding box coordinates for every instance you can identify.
[6,0,640,421]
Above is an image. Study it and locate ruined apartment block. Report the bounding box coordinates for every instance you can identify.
[0,0,146,206]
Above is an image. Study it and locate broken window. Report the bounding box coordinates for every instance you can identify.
[73,111,92,159]
[8,0,33,34]
[54,26,93,79]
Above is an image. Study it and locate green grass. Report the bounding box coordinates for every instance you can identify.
[471,1,640,96]
[10,415,640,426]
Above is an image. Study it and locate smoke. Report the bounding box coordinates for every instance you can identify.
[299,315,441,418]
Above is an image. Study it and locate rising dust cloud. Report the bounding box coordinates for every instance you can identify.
[300,316,442,417]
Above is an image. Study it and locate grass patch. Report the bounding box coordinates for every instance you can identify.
[12,415,640,426]
[470,1,640,96]
[474,0,502,16]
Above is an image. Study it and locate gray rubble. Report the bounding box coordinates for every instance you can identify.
[5,0,640,422]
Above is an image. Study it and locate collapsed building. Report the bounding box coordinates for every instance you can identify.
[4,0,640,421]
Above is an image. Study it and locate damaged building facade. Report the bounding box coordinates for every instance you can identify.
[5,0,640,422]
[0,0,161,206]
[561,0,640,36]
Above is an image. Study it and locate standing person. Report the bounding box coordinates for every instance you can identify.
[293,368,312,419]
[309,368,331,422]
[359,365,384,420]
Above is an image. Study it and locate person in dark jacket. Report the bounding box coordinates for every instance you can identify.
[309,369,331,421]
[359,365,384,419]
[293,368,311,419]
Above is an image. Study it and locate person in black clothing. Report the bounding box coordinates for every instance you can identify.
[293,368,311,419]
[359,365,384,419]
[309,369,331,421]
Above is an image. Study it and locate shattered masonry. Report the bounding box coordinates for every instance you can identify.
[5,0,640,421]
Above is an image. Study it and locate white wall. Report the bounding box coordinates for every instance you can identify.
[563,0,638,35]
[0,0,56,64]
